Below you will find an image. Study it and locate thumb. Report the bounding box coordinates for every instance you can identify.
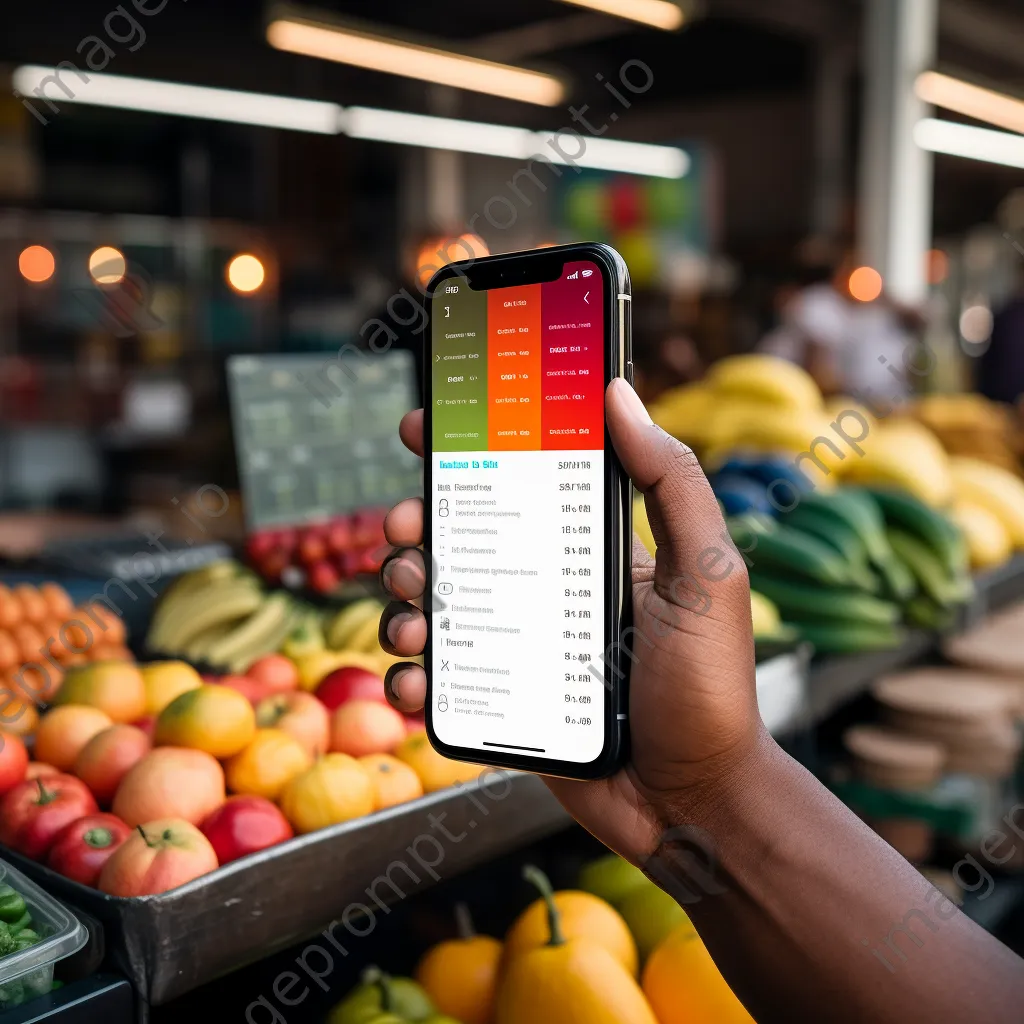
[606,379,745,598]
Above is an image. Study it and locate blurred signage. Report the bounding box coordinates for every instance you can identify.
[227,351,421,529]
[557,144,718,288]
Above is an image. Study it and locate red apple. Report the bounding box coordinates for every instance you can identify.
[307,561,340,595]
[245,531,277,563]
[315,666,387,711]
[200,795,293,865]
[404,711,425,734]
[297,533,327,566]
[131,715,157,740]
[357,545,387,575]
[325,520,352,555]
[336,551,361,580]
[218,675,275,706]
[257,548,290,586]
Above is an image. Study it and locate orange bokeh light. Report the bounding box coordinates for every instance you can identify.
[848,266,883,303]
[927,248,949,285]
[415,233,490,288]
[18,245,55,284]
[227,253,266,294]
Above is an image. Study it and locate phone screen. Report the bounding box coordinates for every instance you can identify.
[429,260,607,764]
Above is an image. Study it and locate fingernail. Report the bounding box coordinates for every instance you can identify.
[614,378,653,426]
[380,558,395,590]
[386,611,413,647]
[387,668,410,702]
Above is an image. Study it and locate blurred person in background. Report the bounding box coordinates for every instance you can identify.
[758,256,922,404]
[977,267,1024,406]
[630,288,705,404]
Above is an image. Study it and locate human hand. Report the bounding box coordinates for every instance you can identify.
[378,379,769,866]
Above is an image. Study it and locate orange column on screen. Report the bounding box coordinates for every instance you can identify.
[487,284,542,450]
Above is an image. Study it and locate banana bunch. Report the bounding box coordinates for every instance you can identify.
[647,356,828,470]
[147,561,306,673]
[911,394,1022,475]
[839,419,953,508]
[948,457,1024,550]
[852,486,973,630]
[325,598,386,652]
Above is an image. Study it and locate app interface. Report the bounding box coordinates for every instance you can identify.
[430,261,605,763]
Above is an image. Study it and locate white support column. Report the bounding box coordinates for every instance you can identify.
[858,0,938,305]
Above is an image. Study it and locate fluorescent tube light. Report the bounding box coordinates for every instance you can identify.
[12,65,341,134]
[11,66,688,177]
[915,71,1024,136]
[554,0,686,30]
[266,17,564,107]
[913,118,1024,170]
[344,106,690,178]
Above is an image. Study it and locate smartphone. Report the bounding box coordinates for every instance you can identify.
[423,243,632,780]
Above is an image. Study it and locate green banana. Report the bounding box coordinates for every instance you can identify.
[780,505,870,566]
[886,528,973,608]
[226,604,301,674]
[797,621,905,655]
[728,518,856,587]
[748,572,900,626]
[857,487,968,576]
[903,595,957,632]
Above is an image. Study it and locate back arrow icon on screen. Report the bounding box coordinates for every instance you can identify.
[583,291,590,303]
[435,354,440,361]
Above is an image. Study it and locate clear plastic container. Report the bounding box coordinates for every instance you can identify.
[0,859,87,1010]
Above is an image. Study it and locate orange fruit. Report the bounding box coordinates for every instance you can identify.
[13,585,48,625]
[642,921,754,1023]
[358,753,423,809]
[56,661,147,723]
[58,619,93,656]
[0,694,38,737]
[12,623,44,664]
[415,928,502,1024]
[80,604,126,645]
[6,662,61,703]
[155,684,256,758]
[0,586,20,630]
[224,729,312,800]
[394,731,483,793]
[139,661,202,717]
[278,753,374,834]
[34,704,113,771]
[40,583,73,619]
[0,632,19,670]
[90,644,134,663]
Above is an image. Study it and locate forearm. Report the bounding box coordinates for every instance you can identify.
[645,732,1024,1024]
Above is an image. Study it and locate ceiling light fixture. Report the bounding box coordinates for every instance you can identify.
[914,118,1024,170]
[344,107,690,178]
[915,71,1024,136]
[266,12,564,106]
[10,67,689,177]
[12,65,341,134]
[553,0,687,30]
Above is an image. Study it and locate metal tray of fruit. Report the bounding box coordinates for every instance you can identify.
[0,773,567,1007]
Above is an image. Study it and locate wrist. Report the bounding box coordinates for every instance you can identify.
[640,727,781,899]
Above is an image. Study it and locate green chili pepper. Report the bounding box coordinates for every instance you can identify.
[6,911,31,936]
[0,886,26,925]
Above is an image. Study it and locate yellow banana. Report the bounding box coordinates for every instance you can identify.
[705,355,823,411]
[951,500,1012,570]
[949,457,1024,547]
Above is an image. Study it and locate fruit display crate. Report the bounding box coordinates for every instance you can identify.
[0,773,568,1008]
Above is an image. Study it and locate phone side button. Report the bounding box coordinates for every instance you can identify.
[616,713,627,720]
[625,360,634,386]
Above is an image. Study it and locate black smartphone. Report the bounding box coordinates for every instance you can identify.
[422,242,632,780]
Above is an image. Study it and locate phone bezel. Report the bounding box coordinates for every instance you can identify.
[421,242,631,780]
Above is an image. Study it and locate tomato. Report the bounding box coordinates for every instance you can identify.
[199,795,294,865]
[0,732,28,795]
[0,774,99,859]
[46,813,132,886]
